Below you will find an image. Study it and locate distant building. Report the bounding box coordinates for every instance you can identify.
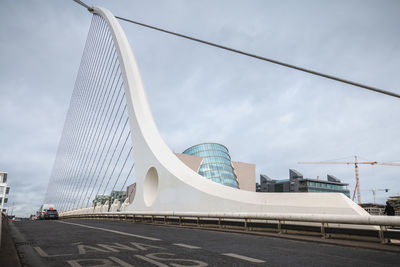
[257,174,275,192]
[93,190,128,206]
[93,195,110,205]
[111,190,127,203]
[257,169,350,197]
[232,161,256,192]
[0,172,10,213]
[178,143,255,191]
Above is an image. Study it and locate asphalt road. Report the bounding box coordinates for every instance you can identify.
[11,219,399,267]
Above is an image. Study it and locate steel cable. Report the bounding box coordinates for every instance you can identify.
[89,117,129,204]
[68,55,120,210]
[101,132,131,197]
[110,147,133,195]
[55,17,103,208]
[53,15,103,209]
[59,17,111,210]
[79,95,127,208]
[74,77,124,208]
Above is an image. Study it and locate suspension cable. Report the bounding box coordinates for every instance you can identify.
[72,0,93,11]
[115,16,399,99]
[72,0,399,99]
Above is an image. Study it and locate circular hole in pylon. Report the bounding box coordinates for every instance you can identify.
[143,167,159,207]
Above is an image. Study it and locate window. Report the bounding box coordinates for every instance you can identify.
[275,184,284,192]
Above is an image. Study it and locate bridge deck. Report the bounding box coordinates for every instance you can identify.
[9,219,400,266]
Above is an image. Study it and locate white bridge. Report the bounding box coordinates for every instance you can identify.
[45,6,400,239]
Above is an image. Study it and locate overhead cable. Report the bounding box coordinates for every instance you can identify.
[72,0,400,99]
[72,0,93,11]
[115,16,400,99]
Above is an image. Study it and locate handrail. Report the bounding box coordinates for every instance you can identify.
[59,211,400,227]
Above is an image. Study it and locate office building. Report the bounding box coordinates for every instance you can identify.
[0,172,10,213]
[177,143,255,191]
[93,195,110,205]
[93,190,128,206]
[111,190,127,203]
[257,169,350,197]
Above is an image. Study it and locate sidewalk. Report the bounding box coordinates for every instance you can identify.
[0,215,21,267]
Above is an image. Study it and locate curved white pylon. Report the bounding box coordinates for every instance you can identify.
[93,7,369,216]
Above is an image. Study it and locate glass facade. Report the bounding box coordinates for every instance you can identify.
[299,180,350,197]
[183,143,239,188]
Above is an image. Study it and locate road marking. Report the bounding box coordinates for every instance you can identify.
[67,258,113,267]
[109,256,134,267]
[77,244,109,254]
[33,246,72,257]
[222,253,265,263]
[146,253,208,266]
[130,242,165,251]
[97,243,138,252]
[173,243,201,249]
[57,221,161,241]
[135,254,168,267]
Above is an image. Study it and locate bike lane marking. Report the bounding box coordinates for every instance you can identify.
[222,253,265,263]
[173,243,201,249]
[57,221,161,241]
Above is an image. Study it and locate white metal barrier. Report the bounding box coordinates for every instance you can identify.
[60,211,400,243]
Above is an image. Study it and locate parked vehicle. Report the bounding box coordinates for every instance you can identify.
[38,204,58,220]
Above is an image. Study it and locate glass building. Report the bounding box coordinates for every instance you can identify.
[257,170,350,197]
[183,143,239,188]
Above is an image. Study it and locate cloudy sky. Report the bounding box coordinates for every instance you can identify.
[1,0,399,216]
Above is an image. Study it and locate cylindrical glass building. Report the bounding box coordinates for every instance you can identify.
[183,143,239,188]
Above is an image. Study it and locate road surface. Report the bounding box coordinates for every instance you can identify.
[11,219,399,266]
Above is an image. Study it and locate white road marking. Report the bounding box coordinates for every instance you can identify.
[67,259,113,267]
[146,253,208,266]
[222,253,265,263]
[173,243,201,249]
[109,256,135,267]
[135,254,168,267]
[33,246,72,257]
[77,244,109,254]
[57,221,161,241]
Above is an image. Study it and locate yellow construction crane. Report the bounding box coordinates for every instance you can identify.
[298,156,400,204]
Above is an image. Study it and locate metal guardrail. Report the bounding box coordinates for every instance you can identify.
[60,211,400,243]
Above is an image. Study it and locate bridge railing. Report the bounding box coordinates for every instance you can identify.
[60,211,400,243]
